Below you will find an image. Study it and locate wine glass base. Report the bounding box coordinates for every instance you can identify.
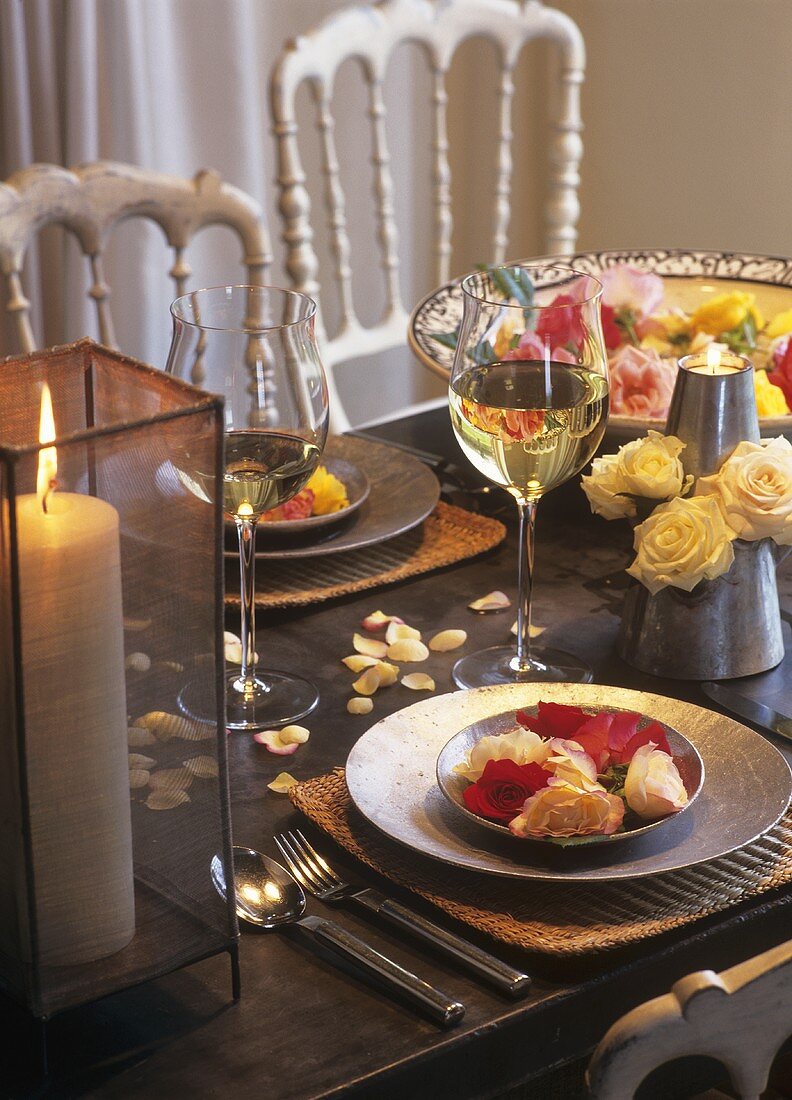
[451,645,593,689]
[179,669,319,732]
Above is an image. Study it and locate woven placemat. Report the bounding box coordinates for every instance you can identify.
[226,503,506,610]
[289,769,792,957]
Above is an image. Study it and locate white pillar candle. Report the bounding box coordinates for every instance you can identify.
[16,484,134,967]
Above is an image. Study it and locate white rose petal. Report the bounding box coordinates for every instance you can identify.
[453,726,551,782]
[627,495,735,595]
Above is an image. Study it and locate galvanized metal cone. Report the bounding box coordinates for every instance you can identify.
[618,354,785,679]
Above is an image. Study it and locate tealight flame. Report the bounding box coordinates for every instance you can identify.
[37,383,58,511]
[237,500,254,518]
[706,344,721,374]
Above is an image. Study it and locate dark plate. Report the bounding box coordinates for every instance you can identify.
[435,705,704,849]
[253,455,369,538]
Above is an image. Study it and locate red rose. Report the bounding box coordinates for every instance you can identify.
[517,701,588,741]
[534,293,586,348]
[609,718,670,765]
[463,758,550,824]
[600,303,623,350]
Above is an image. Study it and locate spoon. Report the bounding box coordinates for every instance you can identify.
[211,846,465,1027]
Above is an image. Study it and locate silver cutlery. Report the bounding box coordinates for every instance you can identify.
[274,829,532,998]
[701,682,792,746]
[211,846,465,1027]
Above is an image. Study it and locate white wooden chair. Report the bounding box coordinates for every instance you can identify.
[270,0,585,431]
[0,160,271,355]
[586,938,792,1100]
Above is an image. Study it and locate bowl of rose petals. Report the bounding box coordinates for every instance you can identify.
[436,700,703,847]
[256,456,369,537]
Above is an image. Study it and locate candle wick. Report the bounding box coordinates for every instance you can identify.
[42,477,58,514]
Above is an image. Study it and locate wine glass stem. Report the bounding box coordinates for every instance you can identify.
[514,498,538,670]
[236,516,259,688]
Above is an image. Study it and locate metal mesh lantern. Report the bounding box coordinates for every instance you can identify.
[0,338,236,1022]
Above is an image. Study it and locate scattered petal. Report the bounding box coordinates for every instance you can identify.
[154,660,185,674]
[401,673,435,691]
[342,654,380,672]
[128,725,156,747]
[134,711,214,742]
[352,667,382,695]
[146,789,190,810]
[510,621,546,637]
[361,610,403,631]
[347,696,374,715]
[123,616,152,632]
[253,730,300,755]
[386,639,430,662]
[469,590,511,612]
[128,753,156,770]
[125,651,151,673]
[267,772,298,794]
[279,725,310,745]
[129,769,150,789]
[149,767,193,793]
[373,660,398,687]
[183,755,219,778]
[225,641,259,664]
[385,621,421,644]
[428,629,467,652]
[224,631,241,645]
[353,633,388,658]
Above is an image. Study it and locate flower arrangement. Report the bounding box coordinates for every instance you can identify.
[453,702,688,840]
[261,464,349,522]
[582,432,792,593]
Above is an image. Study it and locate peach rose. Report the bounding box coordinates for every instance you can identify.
[624,743,688,819]
[544,738,600,791]
[609,346,677,419]
[509,778,625,838]
[453,726,550,782]
[600,265,664,318]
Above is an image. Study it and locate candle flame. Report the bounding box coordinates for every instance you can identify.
[237,500,254,518]
[37,383,58,509]
[706,344,721,374]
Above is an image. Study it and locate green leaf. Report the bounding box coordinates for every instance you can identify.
[431,329,459,350]
[467,339,495,366]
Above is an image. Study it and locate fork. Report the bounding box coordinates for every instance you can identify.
[274,829,531,998]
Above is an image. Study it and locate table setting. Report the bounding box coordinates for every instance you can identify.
[1,259,791,1099]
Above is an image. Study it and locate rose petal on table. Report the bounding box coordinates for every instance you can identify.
[385,621,421,644]
[510,621,546,637]
[146,789,190,810]
[401,673,435,691]
[128,725,157,747]
[352,667,382,695]
[125,651,151,672]
[148,767,193,793]
[342,654,380,672]
[253,730,300,755]
[225,641,259,664]
[347,696,374,715]
[129,769,150,789]
[128,753,156,770]
[373,660,399,687]
[224,630,241,645]
[123,616,152,632]
[134,711,212,742]
[183,755,220,778]
[468,590,511,612]
[267,771,298,794]
[352,633,389,658]
[428,629,467,652]
[386,638,430,662]
[361,610,404,632]
[279,725,310,745]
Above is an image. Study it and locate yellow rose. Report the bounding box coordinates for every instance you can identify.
[492,314,519,358]
[509,778,625,838]
[696,437,792,545]
[453,727,550,782]
[766,307,792,340]
[654,312,691,339]
[306,465,349,514]
[627,495,735,594]
[615,431,693,500]
[581,453,637,521]
[689,291,763,337]
[754,370,790,417]
[624,743,688,819]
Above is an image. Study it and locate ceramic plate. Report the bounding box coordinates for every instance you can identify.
[345,683,792,882]
[253,455,370,539]
[435,704,704,849]
[407,248,792,444]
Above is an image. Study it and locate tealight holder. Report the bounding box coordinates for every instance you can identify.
[0,340,236,1038]
[619,350,786,679]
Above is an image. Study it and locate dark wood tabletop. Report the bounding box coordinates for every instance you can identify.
[4,407,791,1099]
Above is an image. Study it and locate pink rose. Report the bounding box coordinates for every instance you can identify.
[503,330,577,365]
[624,743,688,819]
[609,345,677,419]
[509,778,625,838]
[600,265,664,318]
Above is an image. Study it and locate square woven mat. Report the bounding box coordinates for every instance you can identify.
[290,769,792,957]
[226,502,506,610]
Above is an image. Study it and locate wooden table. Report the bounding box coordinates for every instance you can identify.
[4,408,791,1099]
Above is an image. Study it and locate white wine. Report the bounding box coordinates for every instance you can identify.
[175,430,321,519]
[450,360,608,499]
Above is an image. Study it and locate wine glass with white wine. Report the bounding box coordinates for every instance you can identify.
[167,285,328,730]
[449,264,608,687]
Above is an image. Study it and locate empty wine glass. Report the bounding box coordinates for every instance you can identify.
[167,285,329,730]
[449,264,609,687]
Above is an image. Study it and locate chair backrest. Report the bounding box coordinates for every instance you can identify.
[586,937,792,1100]
[270,0,585,426]
[0,160,272,359]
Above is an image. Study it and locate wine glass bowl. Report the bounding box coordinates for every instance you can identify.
[167,285,329,729]
[448,264,608,687]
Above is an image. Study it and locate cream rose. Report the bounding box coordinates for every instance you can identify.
[696,437,792,546]
[616,431,692,501]
[453,726,550,782]
[627,495,735,595]
[624,743,688,819]
[545,738,600,791]
[581,453,637,520]
[509,778,625,839]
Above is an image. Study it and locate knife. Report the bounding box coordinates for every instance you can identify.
[700,681,792,745]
